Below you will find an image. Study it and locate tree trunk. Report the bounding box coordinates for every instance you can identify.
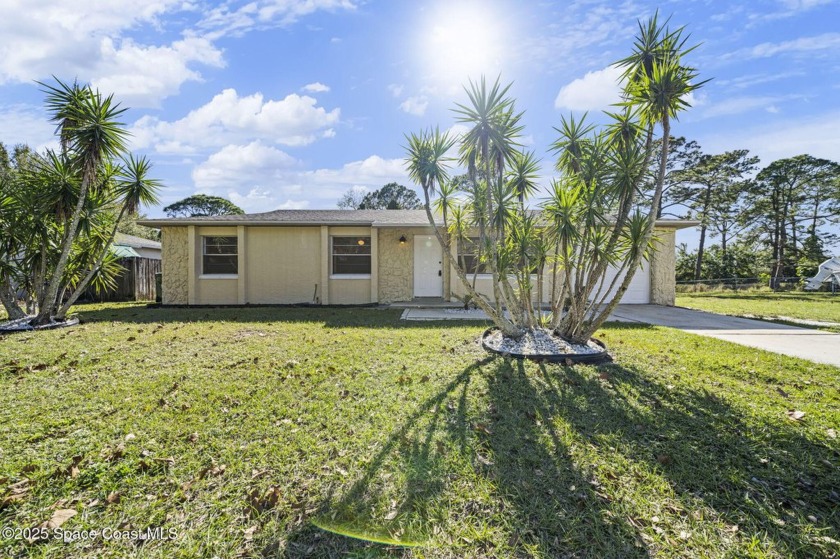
[56,206,128,319]
[576,116,671,343]
[420,182,522,338]
[693,183,713,281]
[0,276,26,320]
[694,224,707,281]
[32,167,95,325]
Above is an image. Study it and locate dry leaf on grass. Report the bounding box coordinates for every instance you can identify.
[53,455,83,479]
[42,508,77,529]
[243,525,258,541]
[106,492,121,505]
[247,486,282,514]
[472,423,492,436]
[198,463,226,479]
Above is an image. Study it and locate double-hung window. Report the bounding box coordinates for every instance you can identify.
[332,236,371,276]
[460,237,485,274]
[202,236,238,275]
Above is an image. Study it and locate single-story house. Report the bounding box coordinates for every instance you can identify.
[138,210,697,306]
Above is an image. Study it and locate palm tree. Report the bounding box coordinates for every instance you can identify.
[404,15,705,348]
[55,154,161,319]
[32,79,128,325]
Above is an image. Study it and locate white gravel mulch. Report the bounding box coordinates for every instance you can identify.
[484,328,603,356]
[0,315,79,333]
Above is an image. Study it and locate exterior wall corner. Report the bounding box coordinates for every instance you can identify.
[650,228,676,306]
[160,226,189,305]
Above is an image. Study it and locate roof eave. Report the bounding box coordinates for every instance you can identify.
[138,218,699,229]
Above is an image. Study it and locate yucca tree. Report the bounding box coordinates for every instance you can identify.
[0,80,161,326]
[406,14,704,347]
[55,154,161,319]
[32,78,129,325]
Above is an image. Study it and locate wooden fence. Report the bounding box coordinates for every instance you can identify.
[87,257,161,302]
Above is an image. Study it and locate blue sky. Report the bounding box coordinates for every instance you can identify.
[1,0,839,250]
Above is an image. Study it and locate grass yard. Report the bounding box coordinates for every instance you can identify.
[677,290,840,327]
[1,304,838,558]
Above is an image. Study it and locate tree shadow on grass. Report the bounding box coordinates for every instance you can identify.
[270,347,839,558]
[72,303,484,330]
[535,361,840,557]
[271,355,650,558]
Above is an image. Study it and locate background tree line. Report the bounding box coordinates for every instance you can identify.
[644,138,839,286]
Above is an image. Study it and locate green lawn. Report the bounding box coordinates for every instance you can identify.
[1,304,838,558]
[677,290,840,326]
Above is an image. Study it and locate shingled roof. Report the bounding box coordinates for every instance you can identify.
[137,209,697,229]
[138,209,440,227]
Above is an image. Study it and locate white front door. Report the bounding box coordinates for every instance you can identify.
[413,235,443,297]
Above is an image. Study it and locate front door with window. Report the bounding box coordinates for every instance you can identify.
[413,235,443,297]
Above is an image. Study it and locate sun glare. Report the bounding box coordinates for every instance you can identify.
[419,1,509,92]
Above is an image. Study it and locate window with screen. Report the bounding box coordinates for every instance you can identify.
[460,237,485,274]
[332,236,371,275]
[202,236,238,275]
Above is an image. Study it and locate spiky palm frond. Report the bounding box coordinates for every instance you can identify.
[506,150,541,203]
[116,154,162,215]
[404,127,455,195]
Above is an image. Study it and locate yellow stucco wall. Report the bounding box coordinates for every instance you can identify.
[328,279,371,304]
[246,227,321,304]
[161,226,188,304]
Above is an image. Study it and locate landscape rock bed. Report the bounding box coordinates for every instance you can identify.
[482,327,610,364]
[0,316,79,334]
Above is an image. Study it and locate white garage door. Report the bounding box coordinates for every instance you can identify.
[597,262,651,304]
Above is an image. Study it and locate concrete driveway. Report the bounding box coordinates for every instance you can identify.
[611,305,840,368]
[400,304,840,367]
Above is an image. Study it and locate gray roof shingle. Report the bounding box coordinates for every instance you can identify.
[138,209,440,227]
[137,209,697,229]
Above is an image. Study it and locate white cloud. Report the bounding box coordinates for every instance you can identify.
[701,94,803,118]
[744,33,840,58]
[192,141,298,191]
[302,82,330,93]
[516,3,638,74]
[0,1,221,107]
[92,36,225,108]
[387,83,404,97]
[198,0,357,38]
[228,188,310,212]
[399,95,429,116]
[702,111,840,163]
[189,150,409,212]
[0,104,58,152]
[303,155,408,188]
[132,88,341,153]
[554,66,623,111]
